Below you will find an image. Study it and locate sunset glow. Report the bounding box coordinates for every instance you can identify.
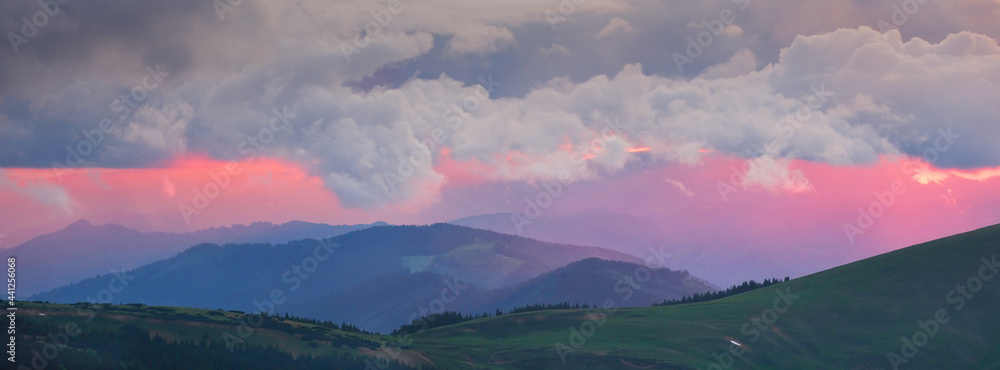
[4,0,1000,366]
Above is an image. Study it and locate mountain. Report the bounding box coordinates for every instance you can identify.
[488,257,712,310]
[450,209,848,287]
[22,223,1000,369]
[30,224,667,332]
[283,257,713,333]
[10,219,385,296]
[407,222,1000,369]
[0,219,74,250]
[449,211,660,254]
[287,271,496,334]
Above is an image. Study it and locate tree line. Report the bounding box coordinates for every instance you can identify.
[654,277,790,306]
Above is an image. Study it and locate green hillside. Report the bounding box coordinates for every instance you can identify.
[405,223,1000,369]
[11,301,425,369]
[16,224,1000,369]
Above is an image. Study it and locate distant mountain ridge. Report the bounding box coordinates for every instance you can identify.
[490,257,706,309]
[448,210,848,287]
[10,219,386,296]
[18,223,1000,368]
[31,224,714,333]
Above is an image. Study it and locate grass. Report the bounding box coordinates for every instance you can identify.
[407,223,1000,369]
[17,301,415,363]
[19,223,1000,369]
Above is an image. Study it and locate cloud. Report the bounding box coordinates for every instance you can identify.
[698,49,758,79]
[723,24,743,37]
[665,177,695,197]
[911,164,1000,185]
[540,43,571,55]
[742,156,815,193]
[2,0,1000,210]
[0,170,76,214]
[20,27,1000,205]
[446,25,518,56]
[162,177,176,198]
[597,17,639,39]
[122,103,193,155]
[769,27,1000,169]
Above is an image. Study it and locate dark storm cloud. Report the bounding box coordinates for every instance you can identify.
[0,0,997,208]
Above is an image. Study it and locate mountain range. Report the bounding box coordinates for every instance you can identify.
[17,222,1000,368]
[449,209,850,287]
[406,222,1000,368]
[30,223,714,333]
[9,219,386,296]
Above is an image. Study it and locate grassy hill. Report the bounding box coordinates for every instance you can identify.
[17,223,1000,368]
[12,301,423,369]
[405,223,1000,369]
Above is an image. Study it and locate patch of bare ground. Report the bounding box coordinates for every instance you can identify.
[619,358,657,368]
[357,347,434,367]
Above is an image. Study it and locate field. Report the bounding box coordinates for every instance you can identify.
[408,223,1000,369]
[17,223,1000,369]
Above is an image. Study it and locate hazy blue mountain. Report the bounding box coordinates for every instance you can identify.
[31,224,699,333]
[487,257,714,310]
[449,209,846,287]
[287,271,495,333]
[10,219,385,296]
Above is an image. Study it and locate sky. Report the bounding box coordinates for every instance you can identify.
[1,0,999,264]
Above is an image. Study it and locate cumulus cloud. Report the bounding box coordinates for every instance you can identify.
[742,156,815,193]
[597,17,639,39]
[446,25,518,56]
[723,24,743,37]
[698,49,758,79]
[540,43,571,55]
[1,0,999,209]
[278,27,995,204]
[769,27,1000,168]
[122,103,193,155]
